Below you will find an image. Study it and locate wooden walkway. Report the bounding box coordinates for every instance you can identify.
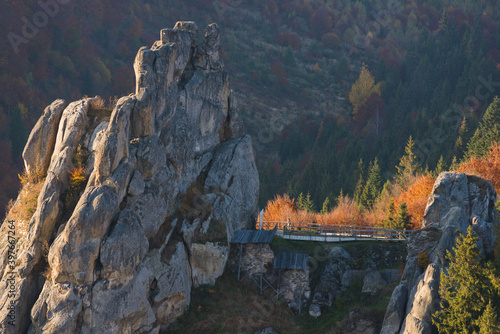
[257,221,411,243]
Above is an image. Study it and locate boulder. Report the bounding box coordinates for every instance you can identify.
[361,270,387,294]
[309,247,353,317]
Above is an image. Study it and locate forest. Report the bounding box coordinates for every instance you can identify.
[2,0,500,226]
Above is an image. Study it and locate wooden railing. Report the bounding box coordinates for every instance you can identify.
[255,221,411,241]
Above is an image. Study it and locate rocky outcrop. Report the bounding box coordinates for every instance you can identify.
[361,271,387,294]
[0,22,258,334]
[381,172,497,334]
[309,247,353,318]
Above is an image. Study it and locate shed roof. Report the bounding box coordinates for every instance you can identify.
[274,252,308,270]
[231,230,276,244]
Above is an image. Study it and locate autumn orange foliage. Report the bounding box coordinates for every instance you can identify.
[394,175,435,229]
[458,142,500,192]
[263,194,297,222]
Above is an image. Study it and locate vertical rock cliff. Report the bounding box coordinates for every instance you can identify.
[0,22,259,334]
[381,172,497,334]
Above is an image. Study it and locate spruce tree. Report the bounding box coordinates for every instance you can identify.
[321,197,330,215]
[478,301,500,334]
[395,202,411,230]
[297,192,305,211]
[466,96,500,158]
[360,158,382,208]
[303,192,315,212]
[353,159,364,207]
[433,155,446,177]
[396,136,421,187]
[433,226,500,333]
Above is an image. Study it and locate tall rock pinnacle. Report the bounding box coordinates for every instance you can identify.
[0,22,259,334]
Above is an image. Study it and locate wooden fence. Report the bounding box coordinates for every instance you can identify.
[255,221,411,241]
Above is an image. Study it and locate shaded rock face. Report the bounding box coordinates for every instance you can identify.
[381,172,497,334]
[0,22,258,334]
[309,247,353,318]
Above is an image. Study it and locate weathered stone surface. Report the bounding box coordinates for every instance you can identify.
[400,264,440,334]
[81,266,156,334]
[309,247,353,317]
[100,211,149,280]
[381,284,408,334]
[422,172,496,227]
[127,171,145,196]
[30,282,83,334]
[147,243,191,327]
[190,242,229,287]
[281,269,310,311]
[23,99,66,175]
[205,135,259,237]
[383,172,497,334]
[361,270,387,294]
[0,22,258,332]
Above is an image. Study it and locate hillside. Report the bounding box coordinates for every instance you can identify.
[2,0,500,215]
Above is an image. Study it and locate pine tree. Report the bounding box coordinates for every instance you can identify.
[454,116,469,158]
[439,9,449,32]
[395,202,411,230]
[303,192,315,212]
[353,159,364,206]
[360,158,382,208]
[433,155,446,177]
[321,197,331,215]
[433,226,500,333]
[386,199,396,229]
[396,136,421,187]
[466,96,500,158]
[478,300,500,334]
[297,192,305,211]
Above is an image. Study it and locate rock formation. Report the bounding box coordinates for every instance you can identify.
[309,247,353,318]
[0,22,259,334]
[381,172,497,334]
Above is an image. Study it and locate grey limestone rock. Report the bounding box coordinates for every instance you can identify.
[309,247,353,317]
[382,172,497,334]
[22,99,66,176]
[0,22,258,333]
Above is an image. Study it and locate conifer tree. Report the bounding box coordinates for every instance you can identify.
[396,136,421,187]
[433,226,500,333]
[395,202,411,230]
[297,192,305,211]
[321,197,330,215]
[478,301,500,334]
[353,159,365,207]
[386,199,396,229]
[433,155,446,177]
[466,96,500,158]
[360,158,382,208]
[303,192,315,212]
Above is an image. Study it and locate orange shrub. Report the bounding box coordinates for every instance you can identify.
[263,194,297,222]
[321,195,363,226]
[394,175,435,229]
[458,142,500,192]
